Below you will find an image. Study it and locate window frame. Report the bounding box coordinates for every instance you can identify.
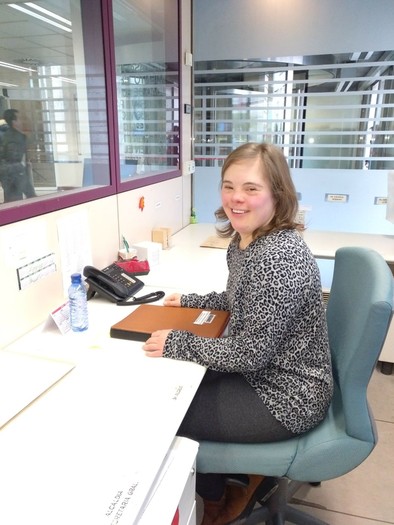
[0,0,182,227]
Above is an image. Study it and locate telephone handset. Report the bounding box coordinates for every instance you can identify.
[83,264,164,306]
[83,264,144,303]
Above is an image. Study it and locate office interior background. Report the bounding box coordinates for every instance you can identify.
[0,0,393,345]
[0,2,393,524]
[0,0,393,347]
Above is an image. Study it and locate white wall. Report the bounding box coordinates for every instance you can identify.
[180,0,193,225]
[193,166,394,233]
[193,165,394,289]
[0,196,114,348]
[0,1,193,348]
[0,179,186,349]
[194,0,394,60]
[117,177,184,243]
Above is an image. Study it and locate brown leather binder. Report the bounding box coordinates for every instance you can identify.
[110,304,230,342]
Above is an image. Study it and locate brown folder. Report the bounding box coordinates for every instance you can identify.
[110,304,230,342]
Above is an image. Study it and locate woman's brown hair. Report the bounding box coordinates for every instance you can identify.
[215,142,303,239]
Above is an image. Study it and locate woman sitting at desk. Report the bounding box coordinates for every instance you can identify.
[143,142,333,525]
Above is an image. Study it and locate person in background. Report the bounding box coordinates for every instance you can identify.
[0,116,9,203]
[143,142,333,525]
[0,117,7,139]
[0,108,36,202]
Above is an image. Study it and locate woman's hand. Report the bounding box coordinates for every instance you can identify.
[163,293,182,307]
[143,294,180,356]
[143,329,172,357]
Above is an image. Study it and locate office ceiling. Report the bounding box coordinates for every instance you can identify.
[196,50,394,93]
[0,0,74,88]
[0,0,154,89]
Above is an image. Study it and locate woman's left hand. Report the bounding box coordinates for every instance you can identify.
[143,329,172,357]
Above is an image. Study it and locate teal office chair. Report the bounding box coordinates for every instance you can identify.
[197,247,394,525]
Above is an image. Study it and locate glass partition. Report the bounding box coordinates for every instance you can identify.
[0,0,181,225]
[113,0,180,187]
[194,52,394,170]
[0,0,114,225]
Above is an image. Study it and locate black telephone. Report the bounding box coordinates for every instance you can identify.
[83,264,164,306]
[83,263,144,302]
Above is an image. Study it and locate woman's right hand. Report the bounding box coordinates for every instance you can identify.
[163,293,182,307]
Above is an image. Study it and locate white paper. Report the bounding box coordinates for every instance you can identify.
[50,302,71,334]
[0,351,75,429]
[57,210,92,294]
[0,220,49,267]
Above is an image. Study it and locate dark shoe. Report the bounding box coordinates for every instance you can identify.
[201,494,226,525]
[212,474,265,525]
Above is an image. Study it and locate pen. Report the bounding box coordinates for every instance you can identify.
[122,235,130,253]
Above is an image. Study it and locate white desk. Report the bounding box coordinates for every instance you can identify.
[302,229,394,371]
[302,229,394,370]
[301,229,394,269]
[144,224,394,287]
[0,293,204,525]
[143,224,229,293]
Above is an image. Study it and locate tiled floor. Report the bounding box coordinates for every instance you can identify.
[196,365,394,524]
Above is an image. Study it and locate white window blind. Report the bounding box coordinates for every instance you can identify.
[194,52,394,170]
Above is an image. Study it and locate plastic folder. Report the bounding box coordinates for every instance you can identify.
[110,304,230,342]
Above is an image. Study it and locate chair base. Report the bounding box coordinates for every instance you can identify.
[243,478,329,525]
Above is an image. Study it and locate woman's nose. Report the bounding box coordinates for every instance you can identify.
[231,189,244,201]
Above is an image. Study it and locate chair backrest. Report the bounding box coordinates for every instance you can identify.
[326,247,393,442]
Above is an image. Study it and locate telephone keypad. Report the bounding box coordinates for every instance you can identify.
[102,263,141,289]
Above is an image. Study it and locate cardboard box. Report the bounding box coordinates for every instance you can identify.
[152,227,171,249]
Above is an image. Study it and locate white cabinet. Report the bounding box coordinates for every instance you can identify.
[139,436,199,525]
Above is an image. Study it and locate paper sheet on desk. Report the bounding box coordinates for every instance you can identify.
[200,235,231,249]
[0,350,74,429]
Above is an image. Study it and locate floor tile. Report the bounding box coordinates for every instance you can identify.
[368,366,394,423]
[290,502,394,524]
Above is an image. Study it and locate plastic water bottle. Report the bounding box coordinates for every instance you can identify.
[68,273,89,332]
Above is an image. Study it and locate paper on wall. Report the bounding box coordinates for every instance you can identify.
[57,210,92,295]
[0,219,49,267]
[386,171,394,223]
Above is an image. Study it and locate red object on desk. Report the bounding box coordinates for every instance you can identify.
[171,507,179,525]
[115,259,150,274]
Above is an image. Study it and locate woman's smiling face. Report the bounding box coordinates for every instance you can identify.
[221,157,276,248]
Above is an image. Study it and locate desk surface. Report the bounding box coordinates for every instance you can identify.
[302,229,394,263]
[143,224,394,291]
[0,295,205,525]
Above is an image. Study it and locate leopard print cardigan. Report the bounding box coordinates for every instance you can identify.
[163,229,333,434]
